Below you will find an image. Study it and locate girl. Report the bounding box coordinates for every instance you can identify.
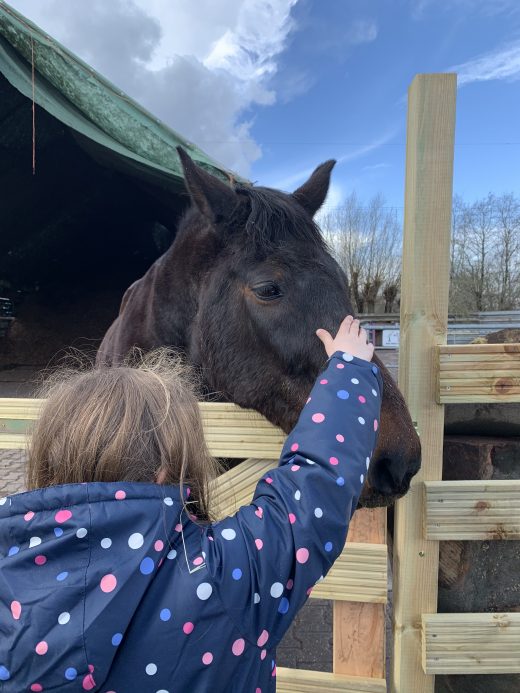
[0,315,382,692]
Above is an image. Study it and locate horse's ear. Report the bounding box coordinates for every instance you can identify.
[177,147,238,222]
[292,160,336,217]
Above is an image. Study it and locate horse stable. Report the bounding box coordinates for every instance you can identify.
[0,3,235,393]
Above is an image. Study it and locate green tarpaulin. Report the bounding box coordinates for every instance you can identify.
[0,0,239,189]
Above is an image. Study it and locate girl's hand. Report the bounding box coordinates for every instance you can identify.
[316,315,375,362]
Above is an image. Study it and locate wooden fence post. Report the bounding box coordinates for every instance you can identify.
[391,73,457,693]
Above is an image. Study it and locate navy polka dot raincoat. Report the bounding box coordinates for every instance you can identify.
[0,352,383,692]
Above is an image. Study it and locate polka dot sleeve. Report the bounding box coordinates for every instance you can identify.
[202,351,383,649]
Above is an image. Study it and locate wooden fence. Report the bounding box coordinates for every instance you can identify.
[1,74,519,691]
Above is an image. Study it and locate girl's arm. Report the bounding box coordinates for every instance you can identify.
[202,326,382,650]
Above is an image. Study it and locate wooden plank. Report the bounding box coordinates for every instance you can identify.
[212,459,388,604]
[439,344,520,354]
[0,398,286,458]
[277,666,386,693]
[391,74,456,693]
[422,613,520,674]
[424,480,520,540]
[334,508,387,678]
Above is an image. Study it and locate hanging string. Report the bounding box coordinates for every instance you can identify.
[31,36,36,175]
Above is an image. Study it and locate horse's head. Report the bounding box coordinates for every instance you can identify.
[177,149,420,506]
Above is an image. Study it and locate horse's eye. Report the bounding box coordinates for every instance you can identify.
[252,282,283,301]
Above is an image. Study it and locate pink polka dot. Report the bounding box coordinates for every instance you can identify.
[35,641,48,655]
[336,434,345,443]
[257,629,269,647]
[260,649,267,660]
[82,674,96,690]
[193,556,204,566]
[255,507,263,519]
[24,511,34,522]
[88,665,94,674]
[290,443,299,452]
[232,638,245,656]
[296,547,309,564]
[265,477,273,484]
[183,621,194,634]
[272,665,277,677]
[288,513,296,524]
[255,539,263,550]
[30,684,43,692]
[311,413,325,424]
[286,579,294,590]
[290,465,300,472]
[336,363,345,369]
[54,509,72,523]
[100,574,117,593]
[307,587,313,596]
[320,379,328,384]
[329,456,339,466]
[175,523,182,532]
[202,652,213,665]
[374,419,379,431]
[11,600,21,620]
[186,487,191,497]
[358,395,366,403]
[154,540,164,552]
[115,490,126,500]
[34,555,47,566]
[256,688,262,693]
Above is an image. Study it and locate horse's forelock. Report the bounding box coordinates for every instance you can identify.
[232,186,327,251]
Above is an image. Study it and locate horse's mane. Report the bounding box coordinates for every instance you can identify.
[233,185,327,251]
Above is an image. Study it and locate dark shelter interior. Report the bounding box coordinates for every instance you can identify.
[0,71,187,387]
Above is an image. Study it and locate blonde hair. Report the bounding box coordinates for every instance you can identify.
[27,349,221,522]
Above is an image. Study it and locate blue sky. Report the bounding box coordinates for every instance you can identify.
[7,0,520,215]
[251,0,520,212]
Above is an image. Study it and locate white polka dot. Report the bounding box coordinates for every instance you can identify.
[156,690,169,693]
[145,663,157,676]
[202,551,206,559]
[167,549,177,560]
[196,582,213,600]
[366,457,370,470]
[360,474,364,484]
[358,417,365,425]
[128,533,144,549]
[351,377,359,384]
[371,388,378,397]
[101,538,112,549]
[221,528,236,541]
[305,458,315,465]
[316,575,324,583]
[76,528,87,539]
[343,352,354,361]
[163,497,173,506]
[29,536,41,548]
[294,490,301,501]
[0,497,7,505]
[270,582,284,598]
[254,593,261,604]
[314,508,323,518]
[58,612,70,625]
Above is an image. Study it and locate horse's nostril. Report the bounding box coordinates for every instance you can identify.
[370,458,396,496]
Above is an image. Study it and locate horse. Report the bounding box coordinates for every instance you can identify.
[97,148,421,507]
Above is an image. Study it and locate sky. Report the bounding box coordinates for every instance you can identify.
[6,0,520,216]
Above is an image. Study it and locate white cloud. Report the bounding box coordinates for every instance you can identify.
[8,0,300,175]
[451,41,520,85]
[315,182,344,227]
[347,19,378,45]
[411,0,519,20]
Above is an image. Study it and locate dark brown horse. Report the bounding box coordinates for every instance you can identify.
[97,148,420,507]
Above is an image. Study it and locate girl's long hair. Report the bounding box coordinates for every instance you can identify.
[27,348,221,522]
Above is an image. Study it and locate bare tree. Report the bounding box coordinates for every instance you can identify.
[321,193,402,314]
